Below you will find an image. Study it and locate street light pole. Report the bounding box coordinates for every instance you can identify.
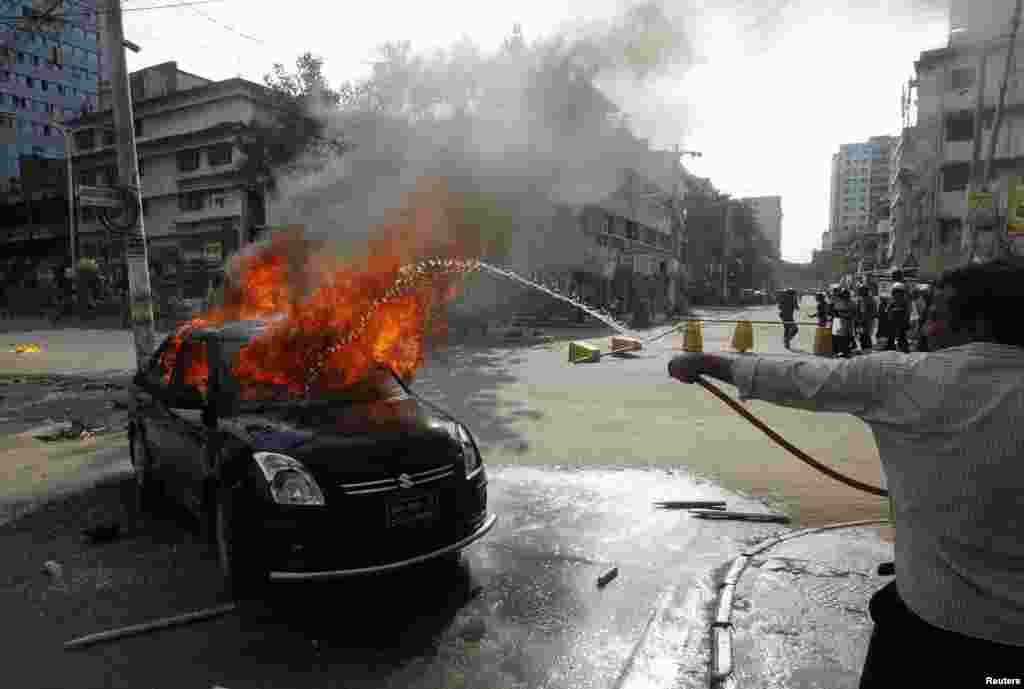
[50,120,77,273]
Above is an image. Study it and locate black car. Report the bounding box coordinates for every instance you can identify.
[129,319,495,597]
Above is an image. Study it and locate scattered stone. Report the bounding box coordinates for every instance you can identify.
[597,567,619,588]
[43,561,63,578]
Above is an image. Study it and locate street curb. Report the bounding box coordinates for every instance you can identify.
[709,519,892,683]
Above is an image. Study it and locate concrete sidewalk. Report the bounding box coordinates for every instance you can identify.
[721,525,894,688]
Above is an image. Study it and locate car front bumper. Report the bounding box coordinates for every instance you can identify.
[267,513,497,582]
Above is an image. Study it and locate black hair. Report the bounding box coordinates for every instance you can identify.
[933,258,1024,347]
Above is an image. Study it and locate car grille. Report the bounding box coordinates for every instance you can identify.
[337,463,456,495]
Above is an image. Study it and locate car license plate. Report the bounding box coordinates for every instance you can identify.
[386,491,439,527]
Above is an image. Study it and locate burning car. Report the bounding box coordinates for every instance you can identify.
[129,319,495,597]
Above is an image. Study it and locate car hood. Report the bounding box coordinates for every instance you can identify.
[220,396,463,476]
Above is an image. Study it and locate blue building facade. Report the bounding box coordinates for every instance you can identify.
[0,0,100,189]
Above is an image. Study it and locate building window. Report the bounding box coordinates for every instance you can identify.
[207,142,232,166]
[178,191,204,212]
[945,111,975,141]
[138,159,144,178]
[55,83,63,94]
[40,80,47,91]
[43,124,50,136]
[25,76,33,88]
[626,221,638,240]
[939,219,962,245]
[177,149,200,172]
[605,213,615,235]
[74,129,95,149]
[950,67,976,91]
[942,163,970,192]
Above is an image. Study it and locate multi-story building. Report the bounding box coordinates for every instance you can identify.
[889,2,1024,275]
[71,62,273,301]
[740,195,782,257]
[0,0,102,298]
[827,137,896,276]
[0,0,101,188]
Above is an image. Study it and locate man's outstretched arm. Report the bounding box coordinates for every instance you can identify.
[668,351,908,416]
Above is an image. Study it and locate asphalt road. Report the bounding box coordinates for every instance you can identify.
[0,301,894,688]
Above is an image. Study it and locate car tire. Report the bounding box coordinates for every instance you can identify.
[130,426,161,514]
[215,482,268,600]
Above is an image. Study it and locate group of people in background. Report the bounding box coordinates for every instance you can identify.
[778,281,934,357]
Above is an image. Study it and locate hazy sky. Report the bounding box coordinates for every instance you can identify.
[123,0,948,263]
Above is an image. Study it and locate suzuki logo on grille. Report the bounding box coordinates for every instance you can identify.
[397,473,415,489]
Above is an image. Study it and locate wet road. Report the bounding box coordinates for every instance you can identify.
[2,455,790,689]
[0,301,894,688]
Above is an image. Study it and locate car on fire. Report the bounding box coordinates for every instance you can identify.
[128,319,496,597]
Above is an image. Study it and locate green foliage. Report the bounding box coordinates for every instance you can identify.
[237,52,350,193]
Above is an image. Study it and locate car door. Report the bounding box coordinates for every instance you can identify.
[133,338,178,481]
[162,337,213,518]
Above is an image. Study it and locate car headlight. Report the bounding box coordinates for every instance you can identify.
[252,452,325,506]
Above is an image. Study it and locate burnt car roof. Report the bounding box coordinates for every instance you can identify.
[188,319,276,342]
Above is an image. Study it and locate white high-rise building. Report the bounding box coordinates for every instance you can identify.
[741,196,782,257]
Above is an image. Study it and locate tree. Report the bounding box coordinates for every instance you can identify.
[236,52,349,195]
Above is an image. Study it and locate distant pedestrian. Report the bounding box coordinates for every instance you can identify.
[914,286,933,352]
[778,288,799,349]
[856,285,877,351]
[876,296,890,347]
[808,292,830,327]
[886,284,911,353]
[831,288,855,357]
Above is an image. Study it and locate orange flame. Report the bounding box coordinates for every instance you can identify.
[162,177,482,399]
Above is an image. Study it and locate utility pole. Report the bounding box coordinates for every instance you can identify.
[963,43,990,263]
[722,200,732,303]
[981,0,1024,260]
[100,0,155,369]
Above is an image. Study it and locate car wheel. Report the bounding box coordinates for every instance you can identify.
[130,426,161,513]
[215,482,267,600]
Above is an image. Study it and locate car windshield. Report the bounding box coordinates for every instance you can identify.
[215,338,408,410]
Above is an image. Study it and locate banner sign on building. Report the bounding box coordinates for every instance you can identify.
[968,190,994,209]
[1007,176,1024,236]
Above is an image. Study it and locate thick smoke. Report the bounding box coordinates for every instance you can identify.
[266,0,955,317]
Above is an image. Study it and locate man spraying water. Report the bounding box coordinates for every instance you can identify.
[669,259,1024,687]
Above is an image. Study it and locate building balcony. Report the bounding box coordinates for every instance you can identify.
[174,202,242,225]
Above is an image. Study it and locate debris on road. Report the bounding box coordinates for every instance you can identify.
[64,603,238,650]
[653,500,727,510]
[597,567,619,588]
[82,522,121,544]
[12,344,41,354]
[34,420,110,442]
[690,509,790,524]
[42,560,63,578]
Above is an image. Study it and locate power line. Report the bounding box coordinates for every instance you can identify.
[186,5,264,45]
[0,0,226,24]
